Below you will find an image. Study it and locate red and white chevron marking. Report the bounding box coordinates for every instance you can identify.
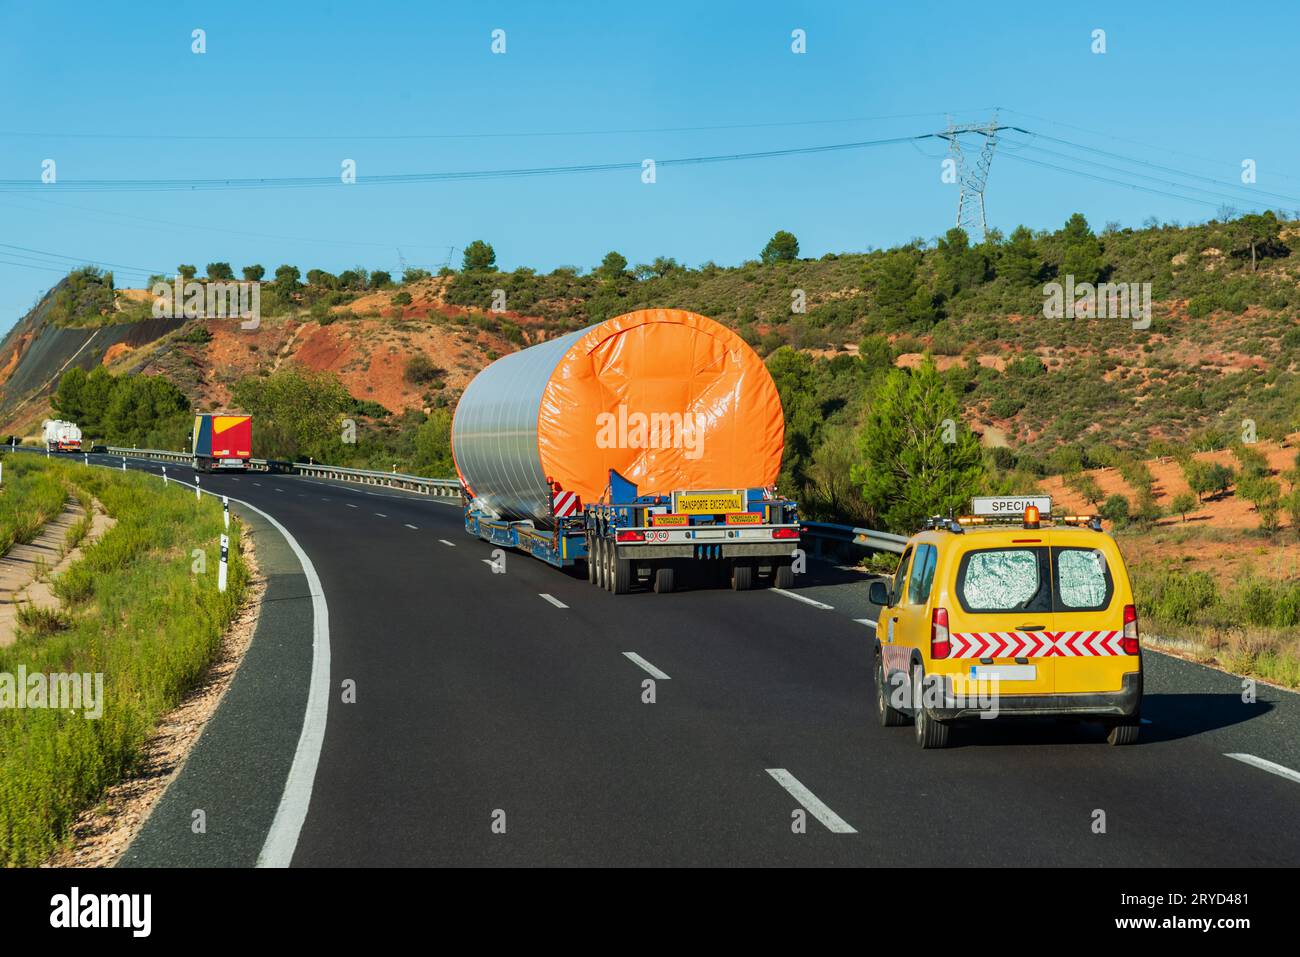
[949,630,1125,658]
[552,490,582,518]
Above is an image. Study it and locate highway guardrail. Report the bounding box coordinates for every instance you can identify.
[100,447,460,494]
[800,520,908,555]
[293,462,462,497]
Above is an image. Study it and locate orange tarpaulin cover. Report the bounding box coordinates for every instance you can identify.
[537,308,784,504]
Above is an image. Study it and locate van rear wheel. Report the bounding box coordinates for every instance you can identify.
[912,665,951,749]
[876,654,907,727]
[1106,718,1140,746]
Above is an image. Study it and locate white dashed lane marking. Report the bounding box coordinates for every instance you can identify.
[771,588,833,610]
[765,769,857,834]
[623,652,670,680]
[538,593,568,609]
[1226,753,1300,786]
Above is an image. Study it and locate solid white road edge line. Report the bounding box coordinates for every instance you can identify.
[190,487,330,868]
[623,652,670,680]
[1225,753,1300,785]
[765,769,857,834]
[539,593,568,609]
[771,588,833,610]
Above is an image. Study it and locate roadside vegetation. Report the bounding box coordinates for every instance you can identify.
[0,464,68,554]
[0,454,249,866]
[1131,560,1300,689]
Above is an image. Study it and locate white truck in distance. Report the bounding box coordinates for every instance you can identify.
[42,419,82,453]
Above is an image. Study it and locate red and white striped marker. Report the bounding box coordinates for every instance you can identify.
[949,630,1125,659]
[552,489,582,518]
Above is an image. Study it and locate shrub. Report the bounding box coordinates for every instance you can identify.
[1100,493,1131,526]
[403,354,444,386]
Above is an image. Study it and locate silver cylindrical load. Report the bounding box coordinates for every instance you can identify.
[451,327,584,526]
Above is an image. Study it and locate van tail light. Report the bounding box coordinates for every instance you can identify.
[931,607,951,660]
[616,530,645,543]
[1122,604,1140,654]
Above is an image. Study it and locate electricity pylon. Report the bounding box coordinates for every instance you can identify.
[941,113,1000,241]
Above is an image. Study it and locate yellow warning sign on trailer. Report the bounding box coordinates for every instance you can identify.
[673,490,745,514]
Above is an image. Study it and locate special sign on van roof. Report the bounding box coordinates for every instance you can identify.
[970,495,1052,517]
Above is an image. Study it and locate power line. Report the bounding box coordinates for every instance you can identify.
[998,106,1300,187]
[998,151,1235,210]
[0,133,947,193]
[1011,130,1300,208]
[0,241,168,276]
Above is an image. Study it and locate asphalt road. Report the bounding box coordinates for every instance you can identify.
[32,450,1300,866]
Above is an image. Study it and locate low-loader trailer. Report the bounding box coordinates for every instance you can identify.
[453,308,801,594]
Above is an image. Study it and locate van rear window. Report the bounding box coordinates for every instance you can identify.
[956,545,1115,614]
[1053,547,1114,611]
[957,548,1051,613]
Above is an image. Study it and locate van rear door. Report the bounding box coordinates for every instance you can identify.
[1049,536,1129,693]
[948,542,1056,696]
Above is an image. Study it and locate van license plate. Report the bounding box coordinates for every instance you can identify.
[970,665,1036,682]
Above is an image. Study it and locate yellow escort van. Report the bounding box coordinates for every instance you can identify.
[869,496,1142,749]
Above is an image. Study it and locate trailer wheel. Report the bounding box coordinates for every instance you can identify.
[612,548,632,595]
[653,565,675,594]
[730,561,754,591]
[595,538,608,590]
[773,561,794,589]
[603,538,616,592]
[585,536,597,584]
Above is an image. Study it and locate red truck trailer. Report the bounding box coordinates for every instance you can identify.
[192,413,252,472]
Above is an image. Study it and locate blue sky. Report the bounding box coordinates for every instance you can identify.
[2,0,1299,332]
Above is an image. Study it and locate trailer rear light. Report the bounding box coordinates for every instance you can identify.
[615,530,645,543]
[772,527,799,539]
[931,607,951,659]
[1122,604,1140,654]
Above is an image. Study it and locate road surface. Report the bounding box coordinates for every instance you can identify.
[29,450,1300,867]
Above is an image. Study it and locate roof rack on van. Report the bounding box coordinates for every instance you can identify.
[920,515,964,533]
[949,496,1102,531]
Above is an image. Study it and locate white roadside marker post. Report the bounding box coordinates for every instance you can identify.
[218,534,229,593]
[222,495,229,529]
[122,456,127,471]
[84,452,88,466]
[195,474,202,501]
[162,466,167,485]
